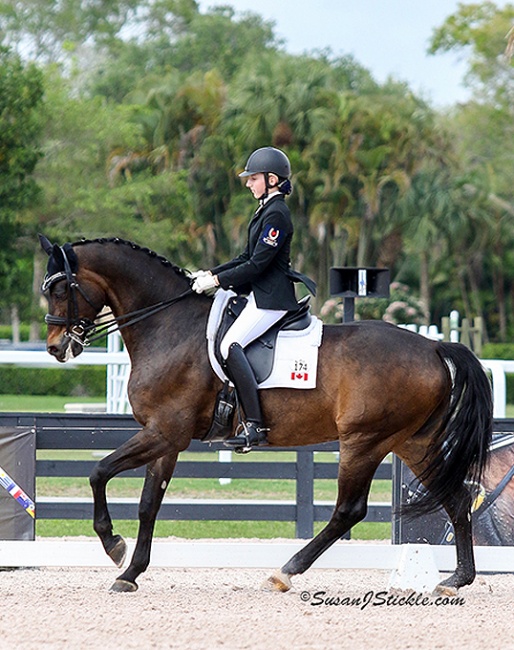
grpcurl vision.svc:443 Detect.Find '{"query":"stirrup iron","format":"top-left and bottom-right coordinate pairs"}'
top-left (224, 421), bottom-right (269, 453)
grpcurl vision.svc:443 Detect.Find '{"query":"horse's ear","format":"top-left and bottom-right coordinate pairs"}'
top-left (38, 234), bottom-right (54, 256)
top-left (62, 243), bottom-right (78, 273)
top-left (45, 244), bottom-right (65, 278)
top-left (39, 235), bottom-right (78, 275)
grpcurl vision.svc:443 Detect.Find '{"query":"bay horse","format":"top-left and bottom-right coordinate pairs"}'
top-left (39, 235), bottom-right (493, 594)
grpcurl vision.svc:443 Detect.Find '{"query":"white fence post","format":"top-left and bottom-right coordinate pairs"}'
top-left (106, 331), bottom-right (131, 414)
top-left (449, 310), bottom-right (460, 342)
top-left (218, 450), bottom-right (232, 485)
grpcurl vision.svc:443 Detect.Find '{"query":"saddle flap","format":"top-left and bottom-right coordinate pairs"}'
top-left (213, 295), bottom-right (248, 365)
top-left (207, 289), bottom-right (322, 389)
top-left (213, 295), bottom-right (312, 384)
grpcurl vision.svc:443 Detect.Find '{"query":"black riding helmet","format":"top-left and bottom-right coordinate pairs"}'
top-left (239, 147), bottom-right (291, 179)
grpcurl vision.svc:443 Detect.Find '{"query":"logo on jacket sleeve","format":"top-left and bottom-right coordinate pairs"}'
top-left (262, 225), bottom-right (280, 247)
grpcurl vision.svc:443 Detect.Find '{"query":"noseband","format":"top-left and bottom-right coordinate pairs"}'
top-left (42, 245), bottom-right (100, 347)
top-left (42, 244), bottom-right (193, 348)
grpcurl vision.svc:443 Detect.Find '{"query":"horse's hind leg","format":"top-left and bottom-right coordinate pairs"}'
top-left (266, 453), bottom-right (379, 592)
top-left (111, 453), bottom-right (178, 592)
top-left (435, 484), bottom-right (475, 596)
top-left (89, 427), bottom-right (172, 568)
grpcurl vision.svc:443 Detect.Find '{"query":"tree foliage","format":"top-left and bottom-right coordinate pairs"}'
top-left (1, 1), bottom-right (514, 341)
top-left (0, 46), bottom-right (43, 315)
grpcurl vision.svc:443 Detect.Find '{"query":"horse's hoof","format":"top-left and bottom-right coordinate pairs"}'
top-left (433, 583), bottom-right (458, 597)
top-left (110, 579), bottom-right (138, 593)
top-left (108, 536), bottom-right (127, 568)
top-left (261, 570), bottom-right (292, 592)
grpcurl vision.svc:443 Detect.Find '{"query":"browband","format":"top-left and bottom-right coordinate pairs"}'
top-left (41, 271), bottom-right (68, 293)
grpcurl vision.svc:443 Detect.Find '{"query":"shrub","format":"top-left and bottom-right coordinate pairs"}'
top-left (481, 343), bottom-right (514, 360)
top-left (0, 366), bottom-right (105, 396)
top-left (320, 282), bottom-right (427, 325)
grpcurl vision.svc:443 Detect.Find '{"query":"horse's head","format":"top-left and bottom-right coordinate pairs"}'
top-left (39, 234), bottom-right (106, 361)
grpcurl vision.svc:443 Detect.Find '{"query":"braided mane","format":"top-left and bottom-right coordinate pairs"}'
top-left (72, 237), bottom-right (189, 278)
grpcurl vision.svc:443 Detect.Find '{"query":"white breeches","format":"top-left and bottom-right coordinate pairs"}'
top-left (220, 292), bottom-right (287, 360)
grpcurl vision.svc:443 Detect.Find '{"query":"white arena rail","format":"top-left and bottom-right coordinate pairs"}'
top-left (0, 539), bottom-right (513, 572)
top-left (0, 331), bottom-right (131, 414)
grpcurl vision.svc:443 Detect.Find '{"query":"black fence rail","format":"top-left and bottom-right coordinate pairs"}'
top-left (2, 413), bottom-right (392, 539)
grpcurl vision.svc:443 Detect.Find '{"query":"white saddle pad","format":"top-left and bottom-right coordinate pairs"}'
top-left (207, 289), bottom-right (323, 390)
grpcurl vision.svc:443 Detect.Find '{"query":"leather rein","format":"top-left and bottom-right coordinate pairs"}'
top-left (42, 245), bottom-right (193, 348)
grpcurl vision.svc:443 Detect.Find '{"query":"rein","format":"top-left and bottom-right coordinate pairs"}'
top-left (43, 244), bottom-right (193, 347)
top-left (84, 289), bottom-right (194, 345)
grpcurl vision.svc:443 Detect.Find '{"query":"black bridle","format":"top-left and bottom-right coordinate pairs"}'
top-left (42, 245), bottom-right (193, 348)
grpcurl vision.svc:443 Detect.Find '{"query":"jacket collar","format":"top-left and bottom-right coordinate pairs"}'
top-left (258, 191), bottom-right (282, 208)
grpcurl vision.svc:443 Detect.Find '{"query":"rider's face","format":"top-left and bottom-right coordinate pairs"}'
top-left (245, 172), bottom-right (278, 199)
top-left (245, 173), bottom-right (266, 199)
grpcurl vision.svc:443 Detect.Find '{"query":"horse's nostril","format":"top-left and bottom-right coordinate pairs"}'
top-left (47, 345), bottom-right (59, 357)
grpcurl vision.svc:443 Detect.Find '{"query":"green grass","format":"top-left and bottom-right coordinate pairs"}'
top-left (36, 519), bottom-right (391, 539)
top-left (35, 444), bottom-right (392, 539)
top-left (0, 394), bottom-right (105, 412)
top-left (35, 474), bottom-right (390, 502)
top-left (35, 447), bottom-right (391, 536)
top-left (34, 464), bottom-right (392, 540)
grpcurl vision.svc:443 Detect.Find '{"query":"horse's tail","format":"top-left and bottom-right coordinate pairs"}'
top-left (405, 341), bottom-right (493, 517)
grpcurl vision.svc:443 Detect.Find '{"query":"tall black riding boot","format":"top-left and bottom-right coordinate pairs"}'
top-left (222, 342), bottom-right (269, 451)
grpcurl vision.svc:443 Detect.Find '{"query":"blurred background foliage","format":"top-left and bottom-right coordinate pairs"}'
top-left (1, 1), bottom-right (514, 343)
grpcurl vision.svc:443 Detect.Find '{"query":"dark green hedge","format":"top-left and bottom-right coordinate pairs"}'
top-left (0, 325), bottom-right (45, 342)
top-left (0, 337), bottom-right (513, 399)
top-left (481, 343), bottom-right (514, 360)
top-left (0, 366), bottom-right (106, 396)
top-left (0, 325), bottom-right (106, 347)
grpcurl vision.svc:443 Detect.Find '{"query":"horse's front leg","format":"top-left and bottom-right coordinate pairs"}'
top-left (89, 427), bottom-right (171, 568)
top-left (111, 453), bottom-right (179, 592)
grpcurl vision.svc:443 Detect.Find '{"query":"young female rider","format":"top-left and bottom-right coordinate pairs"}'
top-left (191, 146), bottom-right (315, 450)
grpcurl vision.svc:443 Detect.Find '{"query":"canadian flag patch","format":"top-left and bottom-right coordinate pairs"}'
top-left (291, 372), bottom-right (309, 381)
top-left (291, 359), bottom-right (309, 381)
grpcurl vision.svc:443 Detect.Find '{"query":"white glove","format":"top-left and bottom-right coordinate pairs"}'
top-left (192, 273), bottom-right (218, 293)
top-left (188, 269), bottom-right (210, 280)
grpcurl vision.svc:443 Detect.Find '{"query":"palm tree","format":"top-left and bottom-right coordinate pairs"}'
top-left (400, 166), bottom-right (455, 321)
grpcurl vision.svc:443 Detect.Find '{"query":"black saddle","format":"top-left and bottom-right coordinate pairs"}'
top-left (214, 295), bottom-right (312, 384)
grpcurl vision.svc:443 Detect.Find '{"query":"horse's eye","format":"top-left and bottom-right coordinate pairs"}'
top-left (53, 289), bottom-right (67, 301)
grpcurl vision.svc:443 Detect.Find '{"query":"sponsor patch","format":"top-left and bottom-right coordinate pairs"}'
top-left (262, 225), bottom-right (280, 247)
